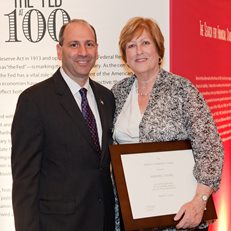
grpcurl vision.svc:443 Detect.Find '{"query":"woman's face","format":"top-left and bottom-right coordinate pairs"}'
top-left (125, 29), bottom-right (160, 77)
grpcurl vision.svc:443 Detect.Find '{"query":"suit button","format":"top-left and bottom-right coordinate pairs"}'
top-left (98, 197), bottom-right (103, 203)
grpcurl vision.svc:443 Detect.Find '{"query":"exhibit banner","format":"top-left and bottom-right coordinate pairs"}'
top-left (0, 1), bottom-right (169, 230)
top-left (170, 1), bottom-right (231, 230)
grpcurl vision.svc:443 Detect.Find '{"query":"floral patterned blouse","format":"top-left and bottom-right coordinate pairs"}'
top-left (111, 68), bottom-right (224, 231)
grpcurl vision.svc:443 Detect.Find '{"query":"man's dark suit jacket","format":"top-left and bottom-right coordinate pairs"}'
top-left (11, 69), bottom-right (115, 231)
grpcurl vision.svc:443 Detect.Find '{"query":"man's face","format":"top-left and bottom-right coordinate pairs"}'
top-left (57, 22), bottom-right (98, 85)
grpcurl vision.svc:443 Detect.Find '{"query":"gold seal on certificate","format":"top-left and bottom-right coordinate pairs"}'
top-left (110, 140), bottom-right (217, 230)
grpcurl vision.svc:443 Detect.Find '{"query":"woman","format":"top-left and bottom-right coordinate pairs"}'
top-left (112, 17), bottom-right (223, 231)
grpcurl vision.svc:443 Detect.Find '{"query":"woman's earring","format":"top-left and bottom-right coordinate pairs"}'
top-left (158, 57), bottom-right (162, 65)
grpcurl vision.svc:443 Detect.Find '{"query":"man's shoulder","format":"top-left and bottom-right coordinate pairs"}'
top-left (19, 70), bottom-right (61, 100)
top-left (90, 78), bottom-right (113, 95)
top-left (22, 76), bottom-right (53, 95)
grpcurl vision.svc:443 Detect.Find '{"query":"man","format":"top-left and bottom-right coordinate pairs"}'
top-left (11, 19), bottom-right (115, 231)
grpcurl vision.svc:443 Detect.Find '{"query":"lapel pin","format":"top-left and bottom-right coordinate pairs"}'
top-left (100, 99), bottom-right (104, 105)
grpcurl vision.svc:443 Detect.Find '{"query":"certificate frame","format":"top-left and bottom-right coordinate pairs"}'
top-left (109, 140), bottom-right (217, 231)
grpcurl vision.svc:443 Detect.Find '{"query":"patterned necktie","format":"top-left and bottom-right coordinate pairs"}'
top-left (79, 88), bottom-right (101, 153)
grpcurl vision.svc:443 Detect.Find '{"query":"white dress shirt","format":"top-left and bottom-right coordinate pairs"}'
top-left (113, 79), bottom-right (142, 144)
top-left (60, 68), bottom-right (102, 147)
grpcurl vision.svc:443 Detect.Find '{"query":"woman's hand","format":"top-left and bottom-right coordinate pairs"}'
top-left (174, 196), bottom-right (206, 229)
top-left (174, 183), bottom-right (213, 229)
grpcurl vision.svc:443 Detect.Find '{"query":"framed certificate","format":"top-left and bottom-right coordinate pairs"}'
top-left (109, 140), bottom-right (217, 230)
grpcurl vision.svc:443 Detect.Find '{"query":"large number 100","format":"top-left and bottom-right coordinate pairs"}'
top-left (5, 9), bottom-right (70, 43)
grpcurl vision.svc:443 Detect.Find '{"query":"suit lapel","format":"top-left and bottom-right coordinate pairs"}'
top-left (90, 80), bottom-right (108, 156)
top-left (53, 70), bottom-right (97, 152)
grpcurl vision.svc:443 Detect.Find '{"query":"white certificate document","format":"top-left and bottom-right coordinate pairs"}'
top-left (121, 149), bottom-right (196, 219)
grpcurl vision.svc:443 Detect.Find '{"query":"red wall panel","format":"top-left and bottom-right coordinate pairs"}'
top-left (170, 1), bottom-right (231, 230)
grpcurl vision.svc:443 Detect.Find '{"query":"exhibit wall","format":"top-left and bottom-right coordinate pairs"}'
top-left (0, 1), bottom-right (169, 230)
top-left (0, 0), bottom-right (230, 230)
top-left (170, 1), bottom-right (231, 230)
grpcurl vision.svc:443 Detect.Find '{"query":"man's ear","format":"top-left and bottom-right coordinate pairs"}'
top-left (56, 43), bottom-right (62, 61)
